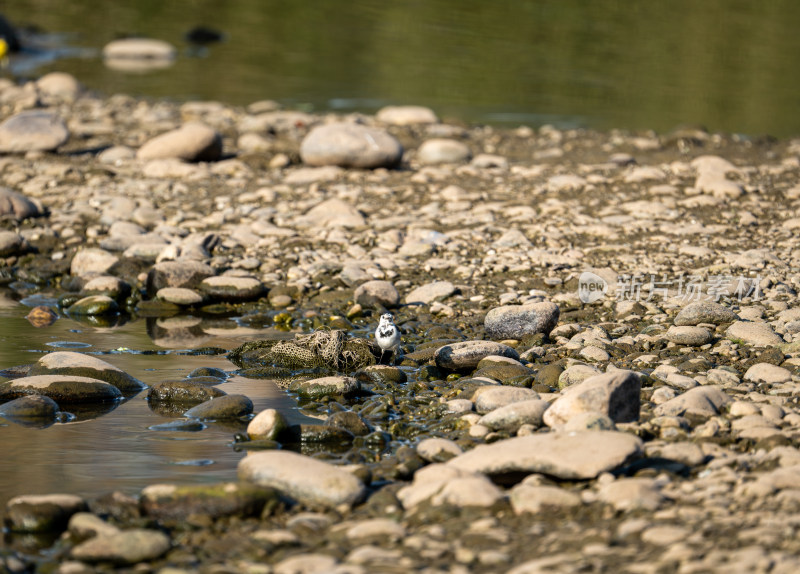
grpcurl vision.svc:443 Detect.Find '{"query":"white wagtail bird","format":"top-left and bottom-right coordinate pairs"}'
top-left (375, 312), bottom-right (401, 364)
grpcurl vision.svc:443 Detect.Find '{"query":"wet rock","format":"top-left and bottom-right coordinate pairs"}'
top-left (0, 375), bottom-right (122, 403)
top-left (416, 437), bottom-right (463, 462)
top-left (417, 138), bottom-right (471, 164)
top-left (484, 302), bottom-right (560, 339)
top-left (473, 360), bottom-right (533, 383)
top-left (239, 450), bottom-right (366, 509)
top-left (147, 380), bottom-right (225, 405)
top-left (248, 408), bottom-right (290, 440)
top-left (70, 528), bottom-right (171, 565)
top-left (376, 105), bottom-right (438, 125)
top-left (665, 325), bottom-right (712, 346)
top-left (0, 110), bottom-right (69, 152)
top-left (25, 306), bottom-right (58, 327)
top-left (29, 351), bottom-right (146, 393)
top-left (509, 481), bottom-right (582, 514)
top-left (478, 399), bottom-right (550, 431)
top-left (448, 430), bottom-right (643, 480)
top-left (70, 248), bottom-right (119, 277)
top-left (326, 410), bottom-right (370, 436)
top-left (300, 123), bottom-right (403, 169)
top-left (726, 321), bottom-right (783, 346)
top-left (156, 287), bottom-right (204, 306)
top-left (199, 276), bottom-right (265, 302)
top-left (435, 340), bottom-right (519, 370)
top-left (0, 394), bottom-right (59, 421)
top-left (67, 295), bottom-right (119, 316)
top-left (291, 376), bottom-right (360, 399)
top-left (653, 386), bottom-right (732, 418)
top-left (137, 122), bottom-right (222, 162)
top-left (354, 280), bottom-right (400, 308)
top-left (473, 386), bottom-right (540, 414)
top-left (405, 280), bottom-right (456, 304)
top-left (544, 370), bottom-right (641, 427)
top-left (674, 301), bottom-right (738, 326)
top-left (354, 365), bottom-right (407, 385)
top-left (81, 276), bottom-right (131, 301)
top-left (184, 394), bottom-right (253, 419)
top-left (0, 187), bottom-right (43, 220)
top-left (744, 363), bottom-right (791, 384)
top-left (140, 482), bottom-right (277, 521)
top-left (4, 494), bottom-right (87, 532)
top-left (397, 464), bottom-right (504, 509)
top-left (146, 260), bottom-right (215, 296)
top-left (102, 38), bottom-right (177, 60)
top-left (297, 424), bottom-right (354, 444)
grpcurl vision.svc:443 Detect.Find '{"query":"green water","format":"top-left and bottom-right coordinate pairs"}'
top-left (3, 0), bottom-right (800, 136)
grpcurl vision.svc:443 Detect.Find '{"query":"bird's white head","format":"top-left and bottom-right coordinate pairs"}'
top-left (380, 313), bottom-right (394, 325)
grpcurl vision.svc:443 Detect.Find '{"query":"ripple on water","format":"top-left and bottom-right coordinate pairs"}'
top-left (171, 459), bottom-right (216, 466)
top-left (46, 341), bottom-right (92, 349)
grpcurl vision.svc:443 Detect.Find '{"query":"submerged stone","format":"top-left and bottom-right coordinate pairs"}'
top-left (0, 375), bottom-right (122, 403)
top-left (28, 351), bottom-right (146, 393)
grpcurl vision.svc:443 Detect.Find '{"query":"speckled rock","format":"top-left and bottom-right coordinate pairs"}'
top-left (0, 375), bottom-right (122, 403)
top-left (674, 301), bottom-right (739, 326)
top-left (484, 302), bottom-right (560, 339)
top-left (137, 122), bottom-right (222, 162)
top-left (434, 340), bottom-right (520, 370)
top-left (0, 110), bottom-right (69, 152)
top-left (184, 394), bottom-right (254, 419)
top-left (239, 450), bottom-right (366, 509)
top-left (448, 431), bottom-right (643, 480)
top-left (300, 123), bottom-right (403, 169)
top-left (291, 376), bottom-right (360, 399)
top-left (28, 351), bottom-right (145, 393)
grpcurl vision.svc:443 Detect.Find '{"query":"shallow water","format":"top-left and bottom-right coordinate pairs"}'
top-left (3, 0), bottom-right (800, 136)
top-left (0, 293), bottom-right (317, 509)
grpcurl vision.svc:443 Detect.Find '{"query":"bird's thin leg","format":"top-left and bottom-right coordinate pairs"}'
top-left (379, 349), bottom-right (386, 364)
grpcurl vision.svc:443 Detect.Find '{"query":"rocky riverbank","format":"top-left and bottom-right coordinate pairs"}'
top-left (2, 73), bottom-right (800, 573)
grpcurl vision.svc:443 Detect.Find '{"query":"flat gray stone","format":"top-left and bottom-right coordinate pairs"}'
top-left (29, 351), bottom-right (146, 393)
top-left (744, 363), bottom-right (792, 384)
top-left (156, 287), bottom-right (204, 306)
top-left (726, 321), bottom-right (783, 347)
top-left (0, 110), bottom-right (69, 152)
top-left (300, 123), bottom-right (402, 169)
top-left (484, 302), bottom-right (560, 339)
top-left (473, 386), bottom-right (540, 414)
top-left (478, 399), bottom-right (550, 431)
top-left (434, 340), bottom-right (519, 370)
top-left (354, 280), bottom-right (400, 308)
top-left (665, 325), bottom-right (712, 346)
top-left (199, 276), bottom-right (265, 302)
top-left (544, 370), bottom-right (641, 427)
top-left (239, 450), bottom-right (366, 509)
top-left (71, 528), bottom-right (171, 565)
top-left (448, 431), bottom-right (643, 480)
top-left (0, 375), bottom-right (122, 403)
top-left (405, 280), bottom-right (456, 305)
top-left (674, 301), bottom-right (738, 326)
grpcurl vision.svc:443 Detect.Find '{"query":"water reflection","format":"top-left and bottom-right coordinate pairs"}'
top-left (0, 299), bottom-right (315, 508)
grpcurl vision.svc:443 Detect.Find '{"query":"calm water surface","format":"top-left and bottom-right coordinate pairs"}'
top-left (2, 0), bottom-right (800, 136)
top-left (0, 292), bottom-right (316, 509)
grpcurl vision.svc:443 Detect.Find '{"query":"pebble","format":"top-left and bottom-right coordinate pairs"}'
top-left (472, 386), bottom-right (540, 414)
top-left (36, 72), bottom-right (83, 102)
top-left (0, 394), bottom-right (59, 422)
top-left (405, 280), bottom-right (456, 304)
top-left (239, 451), bottom-right (366, 509)
top-left (102, 38), bottom-right (177, 60)
top-left (0, 110), bottom-right (69, 152)
top-left (0, 375), bottom-right (122, 403)
top-left (29, 351), bottom-right (146, 393)
top-left (416, 437), bottom-right (463, 462)
top-left (653, 386), bottom-right (732, 418)
top-left (543, 370), bottom-right (641, 427)
top-left (598, 477), bottom-right (664, 511)
top-left (417, 138), bottom-right (471, 164)
top-left (397, 464), bottom-right (504, 509)
top-left (291, 376), bottom-right (360, 399)
top-left (137, 122), bottom-right (222, 162)
top-left (743, 363), bottom-right (791, 384)
top-left (0, 187), bottom-right (43, 220)
top-left (509, 483), bottom-right (582, 514)
top-left (183, 394), bottom-right (254, 419)
top-left (434, 340), bottom-right (519, 370)
top-left (484, 302), bottom-right (560, 340)
top-left (477, 399), bottom-right (550, 432)
top-left (67, 295), bottom-right (119, 316)
top-left (199, 276), bottom-right (265, 302)
top-left (69, 248), bottom-right (119, 277)
top-left (448, 431), bottom-right (643, 480)
top-left (247, 408), bottom-right (289, 441)
top-left (726, 320), bottom-right (783, 346)
top-left (146, 260), bottom-right (215, 296)
top-left (665, 325), bottom-right (712, 346)
top-left (300, 123), bottom-right (403, 169)
top-left (298, 197), bottom-right (366, 229)
top-left (156, 287), bottom-right (204, 306)
top-left (140, 482), bottom-right (277, 521)
top-left (147, 380), bottom-right (225, 405)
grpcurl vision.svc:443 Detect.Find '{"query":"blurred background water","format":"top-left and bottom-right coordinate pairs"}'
top-left (2, 0), bottom-right (799, 136)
